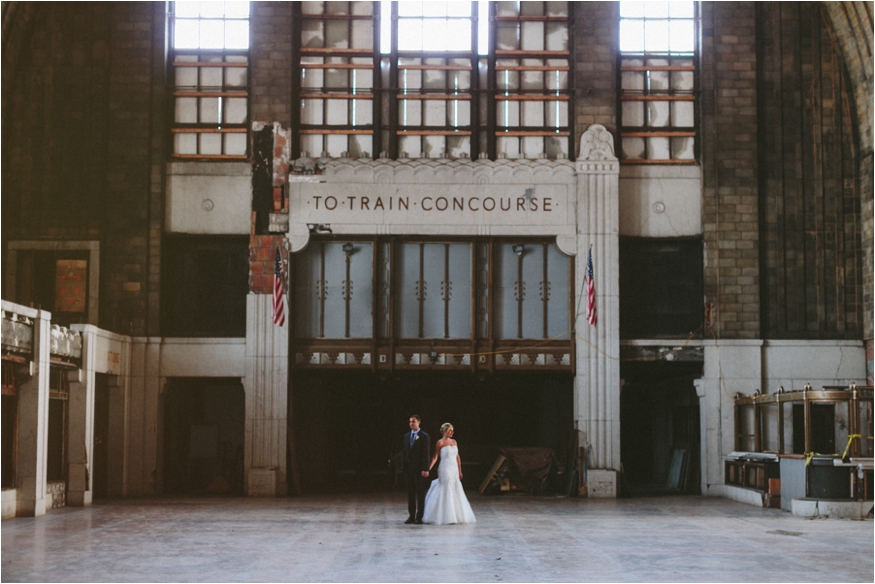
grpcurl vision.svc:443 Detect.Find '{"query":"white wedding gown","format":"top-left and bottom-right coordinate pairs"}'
top-left (422, 445), bottom-right (476, 525)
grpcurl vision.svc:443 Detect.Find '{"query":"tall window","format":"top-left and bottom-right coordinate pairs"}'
top-left (293, 1), bottom-right (572, 161)
top-left (170, 2), bottom-right (250, 159)
top-left (618, 1), bottom-right (697, 163)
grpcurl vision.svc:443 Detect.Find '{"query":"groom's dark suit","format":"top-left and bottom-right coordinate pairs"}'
top-left (402, 429), bottom-right (431, 523)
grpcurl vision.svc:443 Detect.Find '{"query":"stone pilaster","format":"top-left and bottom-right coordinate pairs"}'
top-left (244, 293), bottom-right (289, 496)
top-left (574, 125), bottom-right (621, 479)
top-left (15, 310), bottom-right (51, 516)
top-left (66, 367), bottom-right (94, 507)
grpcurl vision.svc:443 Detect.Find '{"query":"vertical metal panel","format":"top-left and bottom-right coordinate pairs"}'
top-left (546, 243), bottom-right (571, 339)
top-left (395, 243), bottom-right (421, 338)
top-left (447, 243), bottom-right (473, 338)
top-left (347, 243), bottom-right (374, 338)
top-left (494, 243), bottom-right (518, 339)
top-left (293, 243), bottom-right (322, 339)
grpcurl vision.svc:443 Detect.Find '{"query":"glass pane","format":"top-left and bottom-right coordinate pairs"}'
top-left (495, 1), bottom-right (519, 17)
top-left (398, 1), bottom-right (425, 17)
top-left (325, 99), bottom-right (350, 125)
top-left (199, 97), bottom-right (220, 124)
top-left (226, 66), bottom-right (247, 87)
top-left (326, 134), bottom-right (347, 156)
top-left (174, 19), bottom-right (201, 49)
top-left (326, 20), bottom-right (350, 49)
top-left (621, 71), bottom-right (645, 91)
top-left (399, 134), bottom-right (421, 157)
top-left (224, 98), bottom-right (247, 123)
top-left (521, 100), bottom-right (544, 127)
top-left (224, 1), bottom-right (250, 19)
top-left (644, 1), bottom-right (670, 18)
top-left (447, 244), bottom-right (472, 338)
top-left (620, 1), bottom-right (645, 18)
top-left (495, 244), bottom-right (518, 339)
top-left (643, 20), bottom-right (669, 53)
top-left (201, 132), bottom-right (222, 155)
top-left (348, 134), bottom-right (372, 157)
top-left (521, 136), bottom-right (544, 158)
top-left (301, 20), bottom-right (325, 48)
top-left (351, 1), bottom-right (373, 16)
top-left (669, 19), bottom-right (695, 54)
top-left (545, 22), bottom-right (569, 51)
top-left (174, 133), bottom-right (197, 154)
top-left (423, 134), bottom-right (444, 157)
top-left (175, 65), bottom-right (198, 88)
top-left (175, 97), bottom-right (197, 123)
top-left (199, 20), bottom-right (225, 49)
top-left (225, 19), bottom-right (249, 49)
top-left (399, 99), bottom-right (422, 126)
top-left (498, 100), bottom-right (520, 127)
top-left (398, 19), bottom-right (423, 50)
top-left (446, 2), bottom-right (471, 17)
top-left (671, 68), bottom-right (695, 91)
top-left (301, 100), bottom-right (324, 124)
top-left (446, 134), bottom-right (470, 158)
top-left (649, 69), bottom-right (670, 91)
top-left (671, 101), bottom-right (695, 127)
top-left (294, 244), bottom-right (320, 339)
top-left (521, 69), bottom-right (544, 91)
top-left (301, 134), bottom-right (324, 158)
top-left (546, 2), bottom-right (569, 17)
top-left (546, 100), bottom-right (568, 127)
top-left (445, 19), bottom-right (471, 51)
top-left (424, 99), bottom-right (447, 126)
top-left (544, 135), bottom-right (568, 159)
top-left (619, 20), bottom-right (644, 53)
top-left (423, 69), bottom-right (447, 90)
top-left (648, 136), bottom-right (670, 159)
top-left (452, 99), bottom-right (470, 126)
top-left (351, 98), bottom-right (372, 125)
top-left (225, 132), bottom-right (247, 155)
top-left (671, 136), bottom-right (695, 159)
top-left (497, 136), bottom-right (520, 158)
top-left (199, 1), bottom-right (225, 19)
top-left (321, 243), bottom-right (346, 338)
top-left (648, 101), bottom-right (670, 127)
top-left (351, 19), bottom-right (373, 49)
top-left (301, 2), bottom-right (323, 15)
top-left (520, 21), bottom-right (545, 52)
top-left (421, 244), bottom-right (445, 338)
top-left (397, 243), bottom-right (422, 338)
top-left (546, 244), bottom-right (570, 339)
top-left (622, 137), bottom-right (645, 159)
top-left (174, 2), bottom-right (201, 18)
top-left (348, 243), bottom-right (374, 338)
top-left (669, 2), bottom-right (695, 18)
top-left (200, 66), bottom-right (222, 88)
top-left (622, 101), bottom-right (645, 127)
top-left (496, 22), bottom-right (520, 51)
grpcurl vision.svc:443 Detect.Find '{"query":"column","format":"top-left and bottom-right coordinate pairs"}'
top-left (244, 293), bottom-right (289, 496)
top-left (15, 310), bottom-right (51, 516)
top-left (574, 124), bottom-right (621, 495)
top-left (66, 366), bottom-right (94, 506)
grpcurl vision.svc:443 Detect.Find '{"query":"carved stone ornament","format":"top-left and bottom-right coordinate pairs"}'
top-left (578, 124), bottom-right (617, 161)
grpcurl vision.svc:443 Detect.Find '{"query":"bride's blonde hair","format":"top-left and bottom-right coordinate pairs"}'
top-left (440, 423), bottom-right (453, 435)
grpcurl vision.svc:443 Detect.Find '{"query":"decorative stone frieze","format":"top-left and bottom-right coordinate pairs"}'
top-left (50, 325), bottom-right (82, 360)
top-left (1, 310), bottom-right (34, 355)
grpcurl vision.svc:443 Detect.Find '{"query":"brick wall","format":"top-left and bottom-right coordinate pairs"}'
top-left (700, 2), bottom-right (761, 339)
top-left (572, 2), bottom-right (618, 149)
top-left (250, 1), bottom-right (294, 127)
top-left (249, 235), bottom-right (287, 294)
top-left (757, 3), bottom-right (864, 339)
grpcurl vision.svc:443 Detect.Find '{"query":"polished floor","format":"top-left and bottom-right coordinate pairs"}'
top-left (1, 492), bottom-right (872, 583)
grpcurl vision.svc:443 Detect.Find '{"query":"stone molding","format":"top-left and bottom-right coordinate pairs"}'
top-left (320, 157), bottom-right (577, 185)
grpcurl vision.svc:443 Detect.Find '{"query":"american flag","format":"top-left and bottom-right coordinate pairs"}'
top-left (273, 247), bottom-right (286, 327)
top-left (584, 247), bottom-right (596, 326)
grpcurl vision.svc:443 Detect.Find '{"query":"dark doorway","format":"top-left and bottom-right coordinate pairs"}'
top-left (162, 378), bottom-right (245, 496)
top-left (620, 362), bottom-right (702, 496)
top-left (92, 374), bottom-right (109, 499)
top-left (291, 371), bottom-right (573, 493)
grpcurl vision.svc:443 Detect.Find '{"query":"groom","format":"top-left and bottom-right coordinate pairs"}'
top-left (402, 414), bottom-right (431, 524)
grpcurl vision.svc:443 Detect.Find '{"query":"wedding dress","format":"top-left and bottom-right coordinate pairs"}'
top-left (421, 445), bottom-right (476, 525)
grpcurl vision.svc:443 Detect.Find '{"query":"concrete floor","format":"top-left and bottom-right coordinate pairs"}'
top-left (1, 492), bottom-right (872, 583)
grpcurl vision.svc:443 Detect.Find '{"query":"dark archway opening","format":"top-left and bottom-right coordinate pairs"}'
top-left (291, 371), bottom-right (573, 493)
top-left (162, 378), bottom-right (245, 496)
top-left (620, 362), bottom-right (702, 497)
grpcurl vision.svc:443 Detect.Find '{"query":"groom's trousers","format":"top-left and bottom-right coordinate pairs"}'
top-left (405, 472), bottom-right (428, 521)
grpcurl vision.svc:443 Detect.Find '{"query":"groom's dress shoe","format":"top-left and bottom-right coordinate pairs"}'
top-left (414, 519), bottom-right (423, 524)
top-left (404, 518), bottom-right (415, 524)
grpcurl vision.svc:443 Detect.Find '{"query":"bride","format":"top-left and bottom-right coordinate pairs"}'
top-left (422, 423), bottom-right (476, 525)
